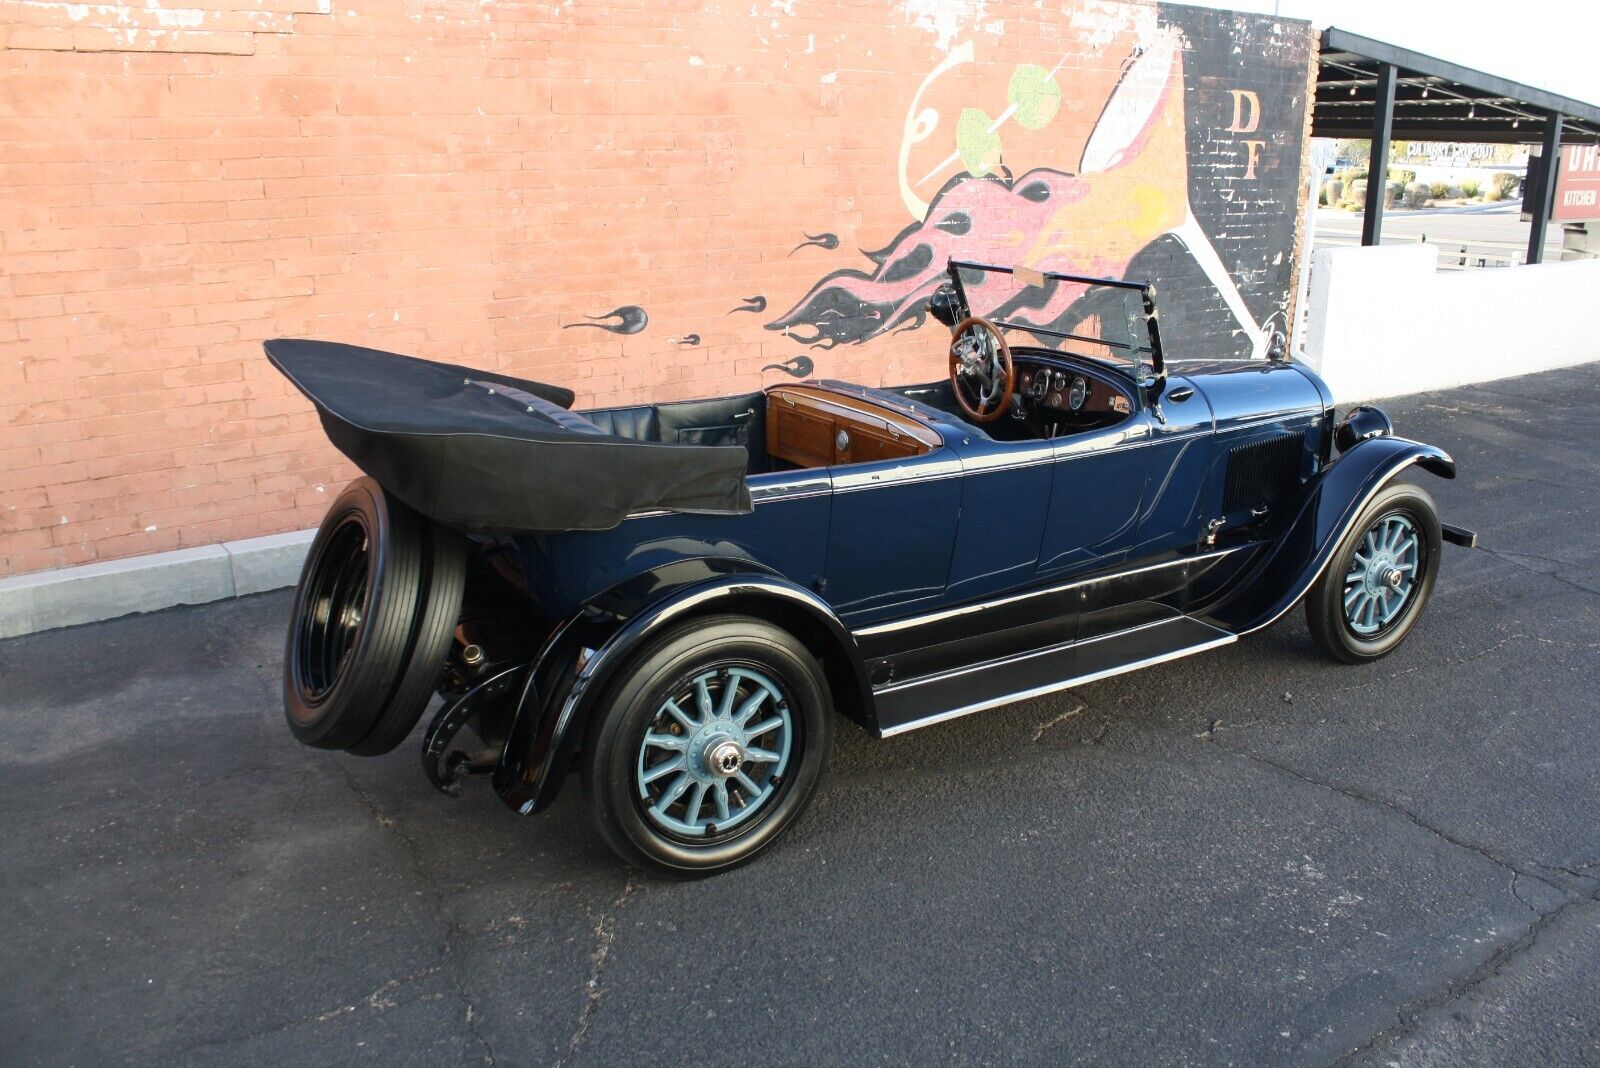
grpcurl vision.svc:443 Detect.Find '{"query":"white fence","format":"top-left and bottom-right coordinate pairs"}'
top-left (1301, 244), bottom-right (1600, 403)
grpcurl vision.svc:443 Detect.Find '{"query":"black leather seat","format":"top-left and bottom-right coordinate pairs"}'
top-left (585, 404), bottom-right (660, 441)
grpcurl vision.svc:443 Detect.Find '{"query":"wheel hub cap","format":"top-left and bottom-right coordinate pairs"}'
top-left (705, 738), bottom-right (745, 777)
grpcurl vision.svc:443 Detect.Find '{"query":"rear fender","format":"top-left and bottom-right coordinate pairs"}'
top-left (1205, 436), bottom-right (1455, 635)
top-left (492, 565), bottom-right (870, 814)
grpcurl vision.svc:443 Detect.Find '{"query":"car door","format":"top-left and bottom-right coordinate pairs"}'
top-left (1035, 411), bottom-right (1153, 580)
top-left (824, 452), bottom-right (963, 625)
top-left (944, 436), bottom-right (1055, 603)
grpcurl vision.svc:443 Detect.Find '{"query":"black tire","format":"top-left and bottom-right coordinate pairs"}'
top-left (1307, 481), bottom-right (1442, 664)
top-left (582, 615), bottom-right (833, 876)
top-left (283, 478), bottom-right (463, 752)
top-left (348, 520), bottom-right (468, 756)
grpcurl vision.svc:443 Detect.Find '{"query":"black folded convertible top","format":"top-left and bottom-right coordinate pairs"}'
top-left (267, 339), bottom-right (752, 532)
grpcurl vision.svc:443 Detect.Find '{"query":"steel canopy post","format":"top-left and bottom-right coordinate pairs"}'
top-left (1526, 112), bottom-right (1564, 265)
top-left (1361, 62), bottom-right (1397, 247)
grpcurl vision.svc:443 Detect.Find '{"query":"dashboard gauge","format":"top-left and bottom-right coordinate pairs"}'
top-left (1068, 376), bottom-right (1088, 411)
top-left (1051, 370), bottom-right (1068, 392)
top-left (1030, 371), bottom-right (1049, 399)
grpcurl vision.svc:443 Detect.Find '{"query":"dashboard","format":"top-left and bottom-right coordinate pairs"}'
top-left (1016, 359), bottom-right (1133, 429)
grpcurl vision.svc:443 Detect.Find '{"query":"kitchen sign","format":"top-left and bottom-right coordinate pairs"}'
top-left (1552, 143), bottom-right (1600, 223)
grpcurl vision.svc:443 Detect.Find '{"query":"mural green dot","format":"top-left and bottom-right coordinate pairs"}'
top-left (1008, 64), bottom-right (1061, 131)
top-left (956, 107), bottom-right (1002, 177)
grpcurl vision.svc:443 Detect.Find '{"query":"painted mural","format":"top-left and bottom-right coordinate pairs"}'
top-left (564, 2), bottom-right (1311, 385)
top-left (774, 23), bottom-right (1251, 355)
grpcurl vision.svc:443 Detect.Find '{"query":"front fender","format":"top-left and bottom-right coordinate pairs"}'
top-left (492, 568), bottom-right (869, 814)
top-left (1205, 436), bottom-right (1455, 635)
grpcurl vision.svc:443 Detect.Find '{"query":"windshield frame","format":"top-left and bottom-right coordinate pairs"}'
top-left (945, 259), bottom-right (1166, 391)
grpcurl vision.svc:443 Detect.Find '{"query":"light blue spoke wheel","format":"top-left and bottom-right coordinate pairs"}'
top-left (1341, 513), bottom-right (1421, 637)
top-left (582, 615), bottom-right (833, 876)
top-left (1306, 483), bottom-right (1441, 665)
top-left (636, 665), bottom-right (795, 840)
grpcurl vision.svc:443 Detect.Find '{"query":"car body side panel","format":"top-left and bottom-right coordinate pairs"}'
top-left (502, 468), bottom-right (832, 622)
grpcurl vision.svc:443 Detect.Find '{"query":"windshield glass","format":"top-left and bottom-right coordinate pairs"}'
top-left (948, 261), bottom-right (1160, 381)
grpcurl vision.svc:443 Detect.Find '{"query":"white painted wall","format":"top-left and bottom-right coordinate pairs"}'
top-left (1301, 244), bottom-right (1600, 403)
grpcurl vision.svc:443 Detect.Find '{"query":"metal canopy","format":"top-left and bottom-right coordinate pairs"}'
top-left (1315, 28), bottom-right (1600, 145)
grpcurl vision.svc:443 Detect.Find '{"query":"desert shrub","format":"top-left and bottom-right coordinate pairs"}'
top-left (1461, 179), bottom-right (1481, 198)
top-left (1429, 182), bottom-right (1451, 198)
top-left (1389, 168), bottom-right (1416, 185)
top-left (1404, 184), bottom-right (1430, 209)
top-left (1491, 172), bottom-right (1519, 198)
top-left (1349, 177), bottom-right (1368, 202)
top-left (1325, 178), bottom-right (1343, 203)
top-left (1386, 181), bottom-right (1405, 205)
top-left (1318, 188), bottom-right (1328, 206)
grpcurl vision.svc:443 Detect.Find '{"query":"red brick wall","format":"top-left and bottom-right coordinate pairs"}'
top-left (0, 0), bottom-right (1314, 576)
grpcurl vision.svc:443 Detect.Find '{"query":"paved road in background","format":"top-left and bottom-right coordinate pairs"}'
top-left (1313, 202), bottom-right (1566, 266)
top-left (4, 365), bottom-right (1599, 1066)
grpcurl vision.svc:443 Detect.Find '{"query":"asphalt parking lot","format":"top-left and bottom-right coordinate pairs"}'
top-left (4, 363), bottom-right (1599, 1067)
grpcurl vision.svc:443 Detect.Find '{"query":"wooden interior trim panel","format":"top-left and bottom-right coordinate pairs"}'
top-left (766, 385), bottom-right (939, 469)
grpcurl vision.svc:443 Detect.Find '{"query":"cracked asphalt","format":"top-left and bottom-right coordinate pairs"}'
top-left (4, 364), bottom-right (1599, 1066)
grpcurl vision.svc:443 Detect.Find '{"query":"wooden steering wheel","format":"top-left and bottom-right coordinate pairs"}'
top-left (948, 317), bottom-right (1015, 424)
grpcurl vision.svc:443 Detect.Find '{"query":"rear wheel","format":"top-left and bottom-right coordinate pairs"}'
top-left (284, 478), bottom-right (465, 752)
top-left (582, 616), bottom-right (833, 876)
top-left (1306, 481), bottom-right (1441, 663)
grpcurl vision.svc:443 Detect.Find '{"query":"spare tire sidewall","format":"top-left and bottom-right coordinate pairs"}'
top-left (284, 477), bottom-right (426, 750)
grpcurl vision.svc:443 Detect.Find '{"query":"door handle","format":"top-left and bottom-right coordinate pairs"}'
top-left (1167, 386), bottom-right (1194, 402)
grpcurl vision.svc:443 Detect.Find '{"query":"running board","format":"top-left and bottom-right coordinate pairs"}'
top-left (873, 615), bottom-right (1236, 737)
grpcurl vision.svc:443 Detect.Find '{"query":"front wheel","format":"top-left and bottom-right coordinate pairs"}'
top-left (582, 616), bottom-right (833, 876)
top-left (1306, 481), bottom-right (1442, 663)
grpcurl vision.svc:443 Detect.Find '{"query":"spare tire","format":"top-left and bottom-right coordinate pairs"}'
top-left (283, 477), bottom-right (465, 753)
top-left (348, 519), bottom-right (467, 756)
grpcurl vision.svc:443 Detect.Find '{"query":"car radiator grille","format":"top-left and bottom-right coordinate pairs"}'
top-left (1223, 431), bottom-right (1304, 513)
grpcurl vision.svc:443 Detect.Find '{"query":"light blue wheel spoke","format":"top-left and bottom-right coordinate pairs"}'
top-left (663, 699), bottom-right (697, 731)
top-left (713, 781), bottom-right (731, 822)
top-left (744, 716), bottom-right (784, 737)
top-left (654, 772), bottom-right (692, 813)
top-left (716, 669), bottom-right (742, 720)
top-left (642, 755), bottom-right (685, 785)
top-left (1343, 585), bottom-right (1363, 610)
top-left (684, 782), bottom-right (708, 827)
top-left (744, 747), bottom-right (781, 763)
top-left (694, 675), bottom-right (715, 721)
top-left (644, 731), bottom-right (687, 751)
top-left (733, 689), bottom-right (770, 726)
top-left (733, 770), bottom-right (763, 798)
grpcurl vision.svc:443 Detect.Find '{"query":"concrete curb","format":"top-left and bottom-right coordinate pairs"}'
top-left (0, 528), bottom-right (315, 640)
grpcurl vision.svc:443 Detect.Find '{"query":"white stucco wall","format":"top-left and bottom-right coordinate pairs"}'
top-left (1302, 244), bottom-right (1600, 403)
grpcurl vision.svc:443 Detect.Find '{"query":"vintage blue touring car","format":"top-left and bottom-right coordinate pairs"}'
top-left (271, 260), bottom-right (1475, 875)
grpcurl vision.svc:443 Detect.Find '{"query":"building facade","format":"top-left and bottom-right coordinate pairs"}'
top-left (0, 0), bottom-right (1316, 575)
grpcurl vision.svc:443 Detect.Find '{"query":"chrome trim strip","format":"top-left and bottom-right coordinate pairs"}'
top-left (875, 614), bottom-right (1177, 694)
top-left (877, 631), bottom-right (1237, 738)
top-left (752, 488), bottom-right (831, 505)
top-left (1213, 409), bottom-right (1322, 435)
top-left (832, 468), bottom-right (965, 493)
top-left (853, 546), bottom-right (1247, 638)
